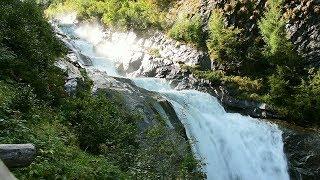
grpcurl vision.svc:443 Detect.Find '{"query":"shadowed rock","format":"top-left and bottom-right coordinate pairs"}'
top-left (0, 144), bottom-right (36, 168)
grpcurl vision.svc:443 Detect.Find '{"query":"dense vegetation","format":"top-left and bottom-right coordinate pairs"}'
top-left (168, 14), bottom-right (204, 48)
top-left (41, 0), bottom-right (320, 127)
top-left (0, 0), bottom-right (203, 179)
top-left (200, 0), bottom-right (320, 126)
top-left (3, 0), bottom-right (319, 178)
top-left (44, 0), bottom-right (320, 126)
top-left (45, 0), bottom-right (176, 31)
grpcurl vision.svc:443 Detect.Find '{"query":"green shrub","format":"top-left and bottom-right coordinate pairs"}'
top-left (148, 0), bottom-right (175, 10)
top-left (290, 70), bottom-right (320, 124)
top-left (62, 90), bottom-right (139, 170)
top-left (148, 48), bottom-right (161, 58)
top-left (0, 0), bottom-right (67, 103)
top-left (207, 9), bottom-right (247, 72)
top-left (168, 14), bottom-right (203, 47)
top-left (46, 0), bottom-right (168, 31)
top-left (258, 0), bottom-right (299, 67)
top-left (266, 65), bottom-right (304, 118)
top-left (0, 81), bottom-right (128, 179)
top-left (134, 122), bottom-right (205, 179)
top-left (224, 76), bottom-right (262, 92)
top-left (267, 66), bottom-right (291, 106)
top-left (193, 70), bottom-right (225, 85)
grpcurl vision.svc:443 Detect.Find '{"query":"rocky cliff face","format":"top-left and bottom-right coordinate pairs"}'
top-left (280, 122), bottom-right (320, 179)
top-left (114, 0), bottom-right (320, 119)
top-left (198, 0), bottom-right (320, 67)
top-left (52, 1), bottom-right (320, 178)
top-left (109, 1), bottom-right (320, 178)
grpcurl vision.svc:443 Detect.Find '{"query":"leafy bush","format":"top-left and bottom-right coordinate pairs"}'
top-left (193, 70), bottom-right (225, 85)
top-left (62, 90), bottom-right (139, 170)
top-left (267, 66), bottom-right (292, 106)
top-left (258, 0), bottom-right (299, 67)
top-left (207, 9), bottom-right (250, 72)
top-left (224, 76), bottom-right (262, 93)
top-left (148, 48), bottom-right (161, 58)
top-left (134, 122), bottom-right (205, 179)
top-left (191, 68), bottom-right (264, 100)
top-left (0, 81), bottom-right (128, 179)
top-left (0, 0), bottom-right (67, 103)
top-left (168, 14), bottom-right (204, 47)
top-left (46, 0), bottom-right (170, 31)
top-left (289, 70), bottom-right (320, 124)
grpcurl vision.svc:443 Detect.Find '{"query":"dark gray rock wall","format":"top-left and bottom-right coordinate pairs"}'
top-left (280, 123), bottom-right (320, 180)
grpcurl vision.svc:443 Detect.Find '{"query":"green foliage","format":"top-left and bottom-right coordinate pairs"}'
top-left (193, 70), bottom-right (225, 85)
top-left (168, 14), bottom-right (204, 47)
top-left (267, 66), bottom-right (292, 106)
top-left (257, 0), bottom-right (320, 124)
top-left (224, 76), bottom-right (262, 93)
top-left (0, 82), bottom-right (128, 179)
top-left (134, 122), bottom-right (205, 179)
top-left (189, 65), bottom-right (265, 101)
top-left (46, 0), bottom-right (172, 31)
top-left (62, 90), bottom-right (139, 170)
top-left (148, 48), bottom-right (161, 58)
top-left (149, 0), bottom-right (174, 10)
top-left (265, 65), bottom-right (320, 125)
top-left (0, 0), bottom-right (67, 103)
top-left (207, 9), bottom-right (260, 73)
top-left (288, 70), bottom-right (320, 124)
top-left (258, 0), bottom-right (299, 66)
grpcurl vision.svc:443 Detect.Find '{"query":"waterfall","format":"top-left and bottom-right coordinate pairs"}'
top-left (55, 17), bottom-right (290, 180)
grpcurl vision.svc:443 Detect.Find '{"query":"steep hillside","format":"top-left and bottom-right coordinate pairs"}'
top-left (45, 0), bottom-right (320, 126)
top-left (0, 1), bottom-right (203, 179)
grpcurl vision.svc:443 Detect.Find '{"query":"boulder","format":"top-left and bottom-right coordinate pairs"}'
top-left (122, 52), bottom-right (144, 73)
top-left (86, 68), bottom-right (188, 136)
top-left (55, 58), bottom-right (84, 94)
top-left (279, 123), bottom-right (320, 179)
top-left (0, 144), bottom-right (36, 168)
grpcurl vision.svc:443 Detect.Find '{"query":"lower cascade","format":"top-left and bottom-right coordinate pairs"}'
top-left (55, 17), bottom-right (290, 180)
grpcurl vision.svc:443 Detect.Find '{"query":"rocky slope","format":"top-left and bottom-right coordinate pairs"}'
top-left (52, 0), bottom-right (320, 178)
top-left (107, 1), bottom-right (320, 178)
top-left (198, 0), bottom-right (320, 67)
top-left (55, 31), bottom-right (200, 176)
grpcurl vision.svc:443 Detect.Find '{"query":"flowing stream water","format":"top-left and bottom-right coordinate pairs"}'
top-left (55, 16), bottom-right (290, 180)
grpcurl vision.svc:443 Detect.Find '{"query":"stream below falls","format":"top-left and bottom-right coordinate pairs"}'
top-left (54, 16), bottom-right (290, 180)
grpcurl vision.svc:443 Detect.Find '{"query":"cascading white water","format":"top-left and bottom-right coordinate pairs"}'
top-left (55, 15), bottom-right (290, 180)
top-left (134, 79), bottom-right (289, 180)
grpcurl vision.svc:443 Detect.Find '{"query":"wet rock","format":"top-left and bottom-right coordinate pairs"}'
top-left (55, 58), bottom-right (83, 94)
top-left (122, 52), bottom-right (144, 73)
top-left (279, 123), bottom-right (320, 180)
top-left (116, 31), bottom-right (211, 77)
top-left (0, 144), bottom-right (36, 168)
top-left (86, 68), bottom-right (188, 141)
